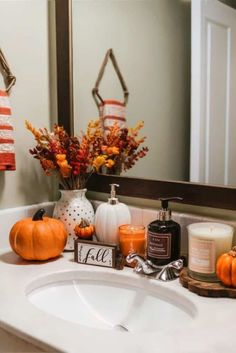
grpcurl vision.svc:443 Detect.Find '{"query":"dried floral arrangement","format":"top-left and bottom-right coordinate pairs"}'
top-left (26, 119), bottom-right (148, 190)
top-left (95, 120), bottom-right (148, 175)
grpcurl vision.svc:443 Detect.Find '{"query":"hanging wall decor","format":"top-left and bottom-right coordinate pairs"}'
top-left (91, 49), bottom-right (148, 176)
top-left (0, 48), bottom-right (16, 171)
top-left (92, 48), bottom-right (129, 132)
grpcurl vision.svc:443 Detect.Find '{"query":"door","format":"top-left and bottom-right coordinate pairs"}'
top-left (190, 0), bottom-right (236, 186)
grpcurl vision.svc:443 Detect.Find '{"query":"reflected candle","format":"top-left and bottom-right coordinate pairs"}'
top-left (188, 222), bottom-right (234, 282)
top-left (119, 224), bottom-right (146, 265)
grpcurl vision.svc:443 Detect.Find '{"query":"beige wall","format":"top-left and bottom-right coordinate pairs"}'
top-left (0, 0), bottom-right (57, 209)
top-left (72, 0), bottom-right (191, 182)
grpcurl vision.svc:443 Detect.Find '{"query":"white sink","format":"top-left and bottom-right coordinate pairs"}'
top-left (26, 270), bottom-right (197, 333)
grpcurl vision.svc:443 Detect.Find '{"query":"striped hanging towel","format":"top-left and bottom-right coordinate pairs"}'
top-left (0, 90), bottom-right (15, 170)
top-left (99, 99), bottom-right (126, 132)
top-left (93, 49), bottom-right (129, 134)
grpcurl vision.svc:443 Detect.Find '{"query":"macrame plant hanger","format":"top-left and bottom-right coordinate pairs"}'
top-left (0, 48), bottom-right (16, 94)
top-left (92, 48), bottom-right (129, 131)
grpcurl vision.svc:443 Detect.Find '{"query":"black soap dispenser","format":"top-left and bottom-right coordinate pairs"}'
top-left (147, 197), bottom-right (183, 266)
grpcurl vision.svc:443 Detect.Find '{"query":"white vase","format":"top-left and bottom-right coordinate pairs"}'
top-left (53, 189), bottom-right (94, 250)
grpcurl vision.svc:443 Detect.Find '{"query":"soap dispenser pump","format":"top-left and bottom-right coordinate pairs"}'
top-left (147, 197), bottom-right (183, 266)
top-left (95, 184), bottom-right (131, 245)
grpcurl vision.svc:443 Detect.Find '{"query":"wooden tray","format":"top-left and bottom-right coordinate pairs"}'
top-left (179, 268), bottom-right (236, 298)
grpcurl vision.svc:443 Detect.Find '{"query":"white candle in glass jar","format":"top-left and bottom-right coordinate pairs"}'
top-left (188, 222), bottom-right (234, 281)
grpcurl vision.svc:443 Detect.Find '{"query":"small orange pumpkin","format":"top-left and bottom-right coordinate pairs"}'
top-left (74, 218), bottom-right (94, 239)
top-left (216, 246), bottom-right (236, 287)
top-left (9, 209), bottom-right (68, 261)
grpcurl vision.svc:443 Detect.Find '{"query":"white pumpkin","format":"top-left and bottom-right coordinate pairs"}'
top-left (95, 184), bottom-right (131, 244)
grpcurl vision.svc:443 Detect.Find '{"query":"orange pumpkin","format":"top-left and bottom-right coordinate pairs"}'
top-left (74, 218), bottom-right (94, 239)
top-left (216, 246), bottom-right (236, 287)
top-left (9, 209), bottom-right (68, 261)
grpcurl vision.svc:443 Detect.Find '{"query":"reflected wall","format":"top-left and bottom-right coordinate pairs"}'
top-left (72, 0), bottom-right (191, 181)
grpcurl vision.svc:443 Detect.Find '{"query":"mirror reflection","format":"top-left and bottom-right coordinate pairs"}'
top-left (72, 0), bottom-right (236, 186)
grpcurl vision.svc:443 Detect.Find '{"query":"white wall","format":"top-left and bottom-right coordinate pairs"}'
top-left (72, 0), bottom-right (191, 181)
top-left (0, 0), bottom-right (56, 209)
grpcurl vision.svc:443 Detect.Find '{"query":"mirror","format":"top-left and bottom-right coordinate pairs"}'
top-left (55, 0), bottom-right (236, 210)
top-left (72, 0), bottom-right (191, 183)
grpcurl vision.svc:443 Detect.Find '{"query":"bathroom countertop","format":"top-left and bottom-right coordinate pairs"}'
top-left (0, 247), bottom-right (236, 353)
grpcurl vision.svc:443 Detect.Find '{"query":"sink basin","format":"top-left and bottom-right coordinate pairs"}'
top-left (26, 270), bottom-right (197, 333)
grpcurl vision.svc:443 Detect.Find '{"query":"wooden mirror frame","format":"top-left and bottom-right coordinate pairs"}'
top-left (55, 0), bottom-right (236, 210)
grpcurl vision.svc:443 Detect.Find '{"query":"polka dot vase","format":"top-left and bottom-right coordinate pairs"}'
top-left (53, 189), bottom-right (95, 250)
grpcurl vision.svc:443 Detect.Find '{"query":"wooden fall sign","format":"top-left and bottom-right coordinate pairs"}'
top-left (74, 239), bottom-right (117, 268)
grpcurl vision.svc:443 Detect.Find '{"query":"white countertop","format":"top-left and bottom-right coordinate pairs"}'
top-left (0, 247), bottom-right (236, 353)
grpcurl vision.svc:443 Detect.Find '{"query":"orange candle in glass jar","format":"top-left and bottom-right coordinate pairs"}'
top-left (119, 224), bottom-right (146, 259)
